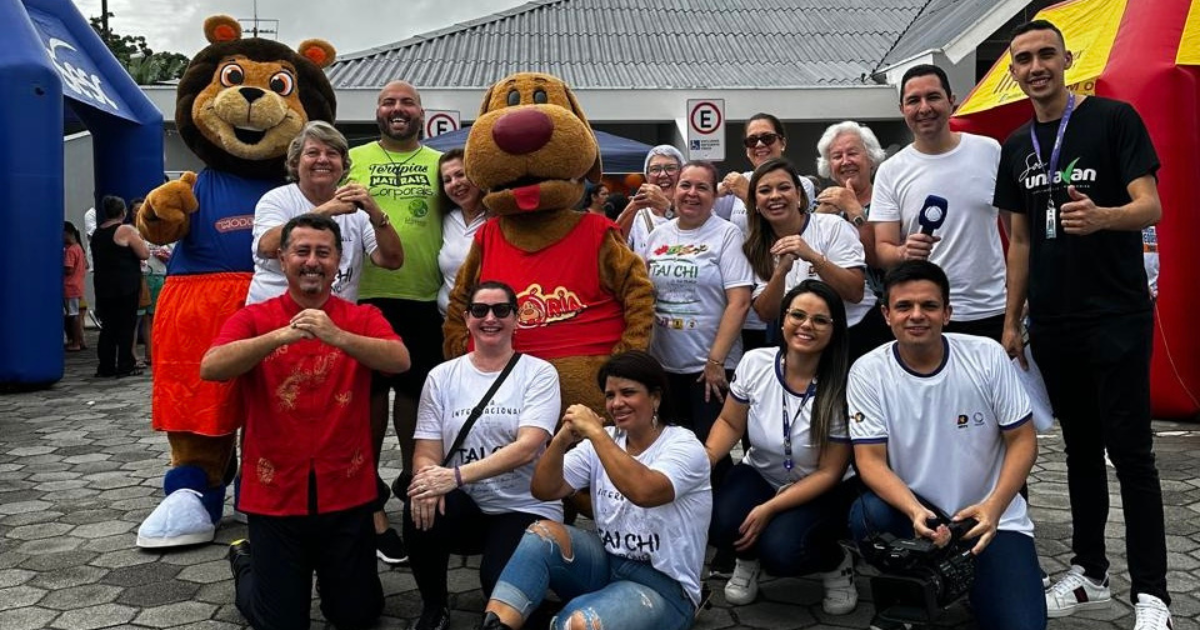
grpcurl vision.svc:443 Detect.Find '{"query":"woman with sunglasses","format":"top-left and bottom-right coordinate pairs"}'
top-left (618, 144), bottom-right (686, 258)
top-left (481, 351), bottom-right (711, 630)
top-left (744, 158), bottom-right (873, 362)
top-left (644, 161), bottom-right (752, 484)
top-left (405, 281), bottom-right (563, 630)
top-left (705, 281), bottom-right (857, 612)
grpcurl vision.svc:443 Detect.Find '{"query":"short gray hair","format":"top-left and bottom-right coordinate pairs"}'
top-left (643, 144), bottom-right (685, 176)
top-left (815, 121), bottom-right (886, 179)
top-left (286, 121), bottom-right (351, 182)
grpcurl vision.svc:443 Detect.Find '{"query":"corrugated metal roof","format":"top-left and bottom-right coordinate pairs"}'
top-left (327, 0), bottom-right (1003, 89)
top-left (876, 0), bottom-right (1022, 71)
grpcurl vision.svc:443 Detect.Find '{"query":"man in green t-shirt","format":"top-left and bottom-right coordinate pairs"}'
top-left (348, 81), bottom-right (444, 566)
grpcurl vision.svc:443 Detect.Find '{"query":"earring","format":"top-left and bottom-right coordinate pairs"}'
top-left (652, 407), bottom-right (660, 429)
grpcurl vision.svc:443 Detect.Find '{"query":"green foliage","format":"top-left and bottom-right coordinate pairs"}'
top-left (89, 12), bottom-right (189, 84)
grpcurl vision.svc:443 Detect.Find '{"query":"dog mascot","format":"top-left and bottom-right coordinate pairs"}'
top-left (134, 16), bottom-right (336, 548)
top-left (444, 72), bottom-right (654, 415)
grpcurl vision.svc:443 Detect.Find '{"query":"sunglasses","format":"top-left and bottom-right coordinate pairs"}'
top-left (467, 302), bottom-right (516, 318)
top-left (743, 133), bottom-right (782, 149)
top-left (786, 310), bottom-right (834, 329)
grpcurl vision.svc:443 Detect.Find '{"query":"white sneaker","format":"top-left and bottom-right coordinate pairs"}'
top-left (1134, 594), bottom-right (1173, 630)
top-left (723, 558), bottom-right (760, 606)
top-left (821, 549), bottom-right (858, 615)
top-left (1044, 564), bottom-right (1111, 618)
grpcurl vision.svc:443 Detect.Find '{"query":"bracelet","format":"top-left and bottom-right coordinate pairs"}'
top-left (707, 357), bottom-right (723, 367)
top-left (454, 465), bottom-right (463, 487)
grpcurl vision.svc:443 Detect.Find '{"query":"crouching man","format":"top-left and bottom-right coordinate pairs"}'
top-left (201, 213), bottom-right (410, 630)
top-left (846, 261), bottom-right (1044, 630)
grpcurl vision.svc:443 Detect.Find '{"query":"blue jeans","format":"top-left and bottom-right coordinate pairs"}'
top-left (709, 463), bottom-right (849, 575)
top-left (491, 522), bottom-right (695, 630)
top-left (848, 491), bottom-right (1046, 630)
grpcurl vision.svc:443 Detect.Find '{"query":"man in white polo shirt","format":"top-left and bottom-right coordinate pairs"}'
top-left (871, 64), bottom-right (1008, 342)
top-left (847, 261), bottom-right (1044, 630)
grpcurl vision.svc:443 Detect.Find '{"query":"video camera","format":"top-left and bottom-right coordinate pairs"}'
top-left (861, 517), bottom-right (979, 625)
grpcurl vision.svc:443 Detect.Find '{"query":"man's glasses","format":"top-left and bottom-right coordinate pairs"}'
top-left (743, 133), bottom-right (782, 148)
top-left (467, 302), bottom-right (516, 318)
top-left (647, 164), bottom-right (680, 175)
top-left (786, 310), bottom-right (833, 329)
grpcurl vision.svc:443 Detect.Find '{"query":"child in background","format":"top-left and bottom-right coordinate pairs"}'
top-left (63, 221), bottom-right (86, 351)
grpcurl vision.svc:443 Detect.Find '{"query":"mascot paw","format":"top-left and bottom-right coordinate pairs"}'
top-left (135, 488), bottom-right (216, 549)
top-left (138, 173), bottom-right (198, 244)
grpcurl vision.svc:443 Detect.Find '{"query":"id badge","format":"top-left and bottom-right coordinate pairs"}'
top-left (1045, 201), bottom-right (1058, 240)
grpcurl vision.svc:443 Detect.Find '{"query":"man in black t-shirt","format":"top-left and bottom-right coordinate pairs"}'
top-left (994, 20), bottom-right (1172, 630)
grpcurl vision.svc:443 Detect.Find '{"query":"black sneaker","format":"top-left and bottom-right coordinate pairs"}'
top-left (227, 539), bottom-right (251, 580)
top-left (707, 546), bottom-right (736, 579)
top-left (413, 605), bottom-right (449, 630)
top-left (376, 527), bottom-right (409, 565)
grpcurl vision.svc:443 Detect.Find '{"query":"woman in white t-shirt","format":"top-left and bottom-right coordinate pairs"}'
top-left (744, 158), bottom-right (873, 359)
top-left (404, 281), bottom-right (563, 630)
top-left (616, 145), bottom-right (684, 258)
top-left (705, 280), bottom-right (858, 612)
top-left (482, 351), bottom-right (712, 630)
top-left (246, 121), bottom-right (404, 305)
top-left (644, 162), bottom-right (753, 482)
top-left (436, 148), bottom-right (490, 315)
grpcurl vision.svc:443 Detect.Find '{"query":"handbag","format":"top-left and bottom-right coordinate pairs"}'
top-left (440, 352), bottom-right (523, 466)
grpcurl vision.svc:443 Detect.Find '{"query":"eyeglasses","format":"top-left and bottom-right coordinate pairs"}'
top-left (467, 302), bottom-right (516, 318)
top-left (743, 133), bottom-right (782, 149)
top-left (647, 164), bottom-right (680, 175)
top-left (786, 310), bottom-right (833, 329)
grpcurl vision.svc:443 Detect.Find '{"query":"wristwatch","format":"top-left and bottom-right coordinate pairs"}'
top-left (850, 214), bottom-right (866, 227)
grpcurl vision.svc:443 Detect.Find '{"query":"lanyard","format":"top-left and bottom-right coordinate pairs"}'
top-left (780, 377), bottom-right (816, 472)
top-left (1030, 92), bottom-right (1075, 239)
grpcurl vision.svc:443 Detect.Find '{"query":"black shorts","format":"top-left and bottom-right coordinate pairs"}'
top-left (360, 298), bottom-right (445, 399)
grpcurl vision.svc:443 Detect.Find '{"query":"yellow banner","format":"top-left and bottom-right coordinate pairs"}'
top-left (1178, 0), bottom-right (1200, 64)
top-left (956, 0), bottom-right (1127, 116)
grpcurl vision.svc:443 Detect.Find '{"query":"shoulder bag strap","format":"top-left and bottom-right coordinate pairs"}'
top-left (441, 352), bottom-right (523, 466)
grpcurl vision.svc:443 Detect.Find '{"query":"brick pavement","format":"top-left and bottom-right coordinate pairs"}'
top-left (1, 332), bottom-right (1198, 629)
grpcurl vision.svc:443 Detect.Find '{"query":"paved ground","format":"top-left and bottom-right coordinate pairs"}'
top-left (2, 331), bottom-right (1199, 629)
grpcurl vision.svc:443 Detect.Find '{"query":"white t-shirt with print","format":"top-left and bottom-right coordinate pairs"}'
top-left (246, 184), bottom-right (378, 305)
top-left (562, 425), bottom-right (712, 607)
top-left (870, 133), bottom-right (1006, 320)
top-left (415, 353), bottom-right (563, 521)
top-left (751, 213), bottom-right (870, 326)
top-left (437, 208), bottom-right (488, 315)
top-left (729, 348), bottom-right (850, 490)
top-left (847, 333), bottom-right (1034, 536)
top-left (645, 215), bottom-right (754, 373)
top-left (627, 208), bottom-right (672, 259)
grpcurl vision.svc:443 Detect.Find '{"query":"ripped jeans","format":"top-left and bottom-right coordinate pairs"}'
top-left (491, 522), bottom-right (695, 630)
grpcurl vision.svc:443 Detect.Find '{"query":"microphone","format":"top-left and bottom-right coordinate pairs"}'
top-left (918, 195), bottom-right (948, 236)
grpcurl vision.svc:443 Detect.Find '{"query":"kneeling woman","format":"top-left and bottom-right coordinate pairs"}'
top-left (405, 281), bottom-right (563, 630)
top-left (705, 280), bottom-right (858, 612)
top-left (482, 351), bottom-right (711, 630)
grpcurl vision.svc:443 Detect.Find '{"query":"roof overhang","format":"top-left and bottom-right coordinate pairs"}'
top-left (141, 84), bottom-right (901, 124)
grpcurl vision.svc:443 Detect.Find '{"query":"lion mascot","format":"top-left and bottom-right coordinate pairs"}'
top-left (134, 16), bottom-right (336, 548)
top-left (444, 72), bottom-right (654, 416)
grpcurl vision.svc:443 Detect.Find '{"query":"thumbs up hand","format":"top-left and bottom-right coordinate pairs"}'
top-left (1060, 185), bottom-right (1106, 235)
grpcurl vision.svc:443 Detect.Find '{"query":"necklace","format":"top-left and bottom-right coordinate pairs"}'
top-left (377, 142), bottom-right (425, 167)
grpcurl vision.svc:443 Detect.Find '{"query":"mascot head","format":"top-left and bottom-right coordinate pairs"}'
top-left (177, 16), bottom-right (337, 179)
top-left (464, 72), bottom-right (602, 216)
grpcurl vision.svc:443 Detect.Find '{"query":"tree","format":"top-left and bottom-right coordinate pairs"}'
top-left (89, 12), bottom-right (189, 84)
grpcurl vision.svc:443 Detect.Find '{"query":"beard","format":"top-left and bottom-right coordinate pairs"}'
top-left (376, 113), bottom-right (421, 143)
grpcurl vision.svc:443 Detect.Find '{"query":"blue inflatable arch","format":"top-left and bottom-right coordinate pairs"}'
top-left (1, 0), bottom-right (163, 384)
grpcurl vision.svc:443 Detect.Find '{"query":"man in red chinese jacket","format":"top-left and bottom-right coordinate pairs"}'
top-left (201, 213), bottom-right (410, 629)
